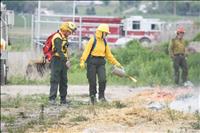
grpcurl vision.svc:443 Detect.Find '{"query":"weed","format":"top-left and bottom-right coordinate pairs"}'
top-left (13, 119), bottom-right (38, 133)
top-left (112, 101), bottom-right (127, 109)
top-left (69, 115), bottom-right (89, 122)
top-left (165, 103), bottom-right (176, 122)
top-left (96, 102), bottom-right (113, 109)
top-left (1, 115), bottom-right (16, 124)
top-left (70, 99), bottom-right (88, 109)
top-left (1, 94), bottom-right (22, 108)
top-left (23, 94), bottom-right (49, 107)
top-left (193, 32), bottom-right (200, 41)
top-left (191, 111), bottom-right (200, 129)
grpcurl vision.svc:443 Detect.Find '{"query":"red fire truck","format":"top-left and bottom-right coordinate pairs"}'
top-left (33, 14), bottom-right (165, 50)
top-left (60, 15), bottom-right (164, 47)
top-left (121, 16), bottom-right (164, 44)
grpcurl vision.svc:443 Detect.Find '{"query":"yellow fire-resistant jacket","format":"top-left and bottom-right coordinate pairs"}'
top-left (51, 31), bottom-right (69, 60)
top-left (80, 30), bottom-right (120, 65)
top-left (168, 38), bottom-right (186, 57)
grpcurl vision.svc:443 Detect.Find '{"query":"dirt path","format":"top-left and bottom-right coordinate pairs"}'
top-left (1, 85), bottom-right (150, 101)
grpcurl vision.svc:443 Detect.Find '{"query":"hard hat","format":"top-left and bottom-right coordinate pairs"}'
top-left (176, 26), bottom-right (185, 34)
top-left (97, 24), bottom-right (110, 33)
top-left (60, 21), bottom-right (77, 33)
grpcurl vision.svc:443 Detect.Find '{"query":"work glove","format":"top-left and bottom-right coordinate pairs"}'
top-left (80, 61), bottom-right (85, 70)
top-left (66, 60), bottom-right (71, 69)
top-left (115, 62), bottom-right (123, 69)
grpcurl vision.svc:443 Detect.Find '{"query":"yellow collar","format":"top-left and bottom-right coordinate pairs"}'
top-left (59, 31), bottom-right (67, 40)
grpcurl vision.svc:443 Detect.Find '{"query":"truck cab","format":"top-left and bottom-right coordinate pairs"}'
top-left (121, 16), bottom-right (164, 45)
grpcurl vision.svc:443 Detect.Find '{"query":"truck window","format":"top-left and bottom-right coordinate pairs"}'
top-left (151, 24), bottom-right (159, 30)
top-left (132, 21), bottom-right (140, 30)
top-left (120, 25), bottom-right (125, 37)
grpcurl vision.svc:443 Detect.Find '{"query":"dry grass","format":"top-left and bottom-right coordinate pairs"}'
top-left (33, 92), bottom-right (196, 133)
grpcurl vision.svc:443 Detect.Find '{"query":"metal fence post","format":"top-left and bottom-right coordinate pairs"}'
top-left (19, 14), bottom-right (27, 44)
top-left (79, 16), bottom-right (82, 50)
top-left (37, 1), bottom-right (41, 54)
top-left (31, 14), bottom-right (34, 51)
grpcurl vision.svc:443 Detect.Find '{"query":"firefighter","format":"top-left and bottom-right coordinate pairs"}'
top-left (168, 26), bottom-right (188, 85)
top-left (49, 21), bottom-right (77, 105)
top-left (80, 24), bottom-right (122, 104)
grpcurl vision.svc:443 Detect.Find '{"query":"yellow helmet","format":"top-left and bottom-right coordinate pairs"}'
top-left (60, 21), bottom-right (77, 33)
top-left (97, 24), bottom-right (110, 33)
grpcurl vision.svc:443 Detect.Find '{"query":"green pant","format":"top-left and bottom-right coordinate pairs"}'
top-left (49, 56), bottom-right (68, 102)
top-left (173, 54), bottom-right (188, 84)
top-left (87, 57), bottom-right (106, 99)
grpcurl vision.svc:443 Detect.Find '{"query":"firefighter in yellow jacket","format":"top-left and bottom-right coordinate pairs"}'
top-left (80, 24), bottom-right (122, 104)
top-left (49, 22), bottom-right (76, 105)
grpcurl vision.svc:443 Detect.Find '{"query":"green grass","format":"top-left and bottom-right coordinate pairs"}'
top-left (8, 27), bottom-right (32, 52)
top-left (1, 115), bottom-right (16, 124)
top-left (7, 37), bottom-right (31, 52)
top-left (114, 40), bottom-right (200, 86)
top-left (193, 32), bottom-right (200, 41)
top-left (1, 94), bottom-right (49, 108)
top-left (8, 74), bottom-right (50, 85)
top-left (14, 14), bottom-right (32, 28)
top-left (1, 94), bottom-right (22, 108)
top-left (7, 39), bottom-right (200, 86)
top-left (188, 53), bottom-right (200, 85)
top-left (112, 101), bottom-right (127, 109)
top-left (69, 115), bottom-right (89, 122)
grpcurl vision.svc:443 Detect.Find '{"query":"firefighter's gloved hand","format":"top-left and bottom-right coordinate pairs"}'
top-left (116, 62), bottom-right (123, 68)
top-left (80, 61), bottom-right (85, 70)
top-left (66, 60), bottom-right (71, 69)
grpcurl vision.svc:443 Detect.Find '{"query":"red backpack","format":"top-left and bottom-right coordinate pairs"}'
top-left (43, 31), bottom-right (61, 61)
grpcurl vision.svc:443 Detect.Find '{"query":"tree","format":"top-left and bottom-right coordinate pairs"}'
top-left (48, 2), bottom-right (72, 14)
top-left (91, 7), bottom-right (96, 15)
top-left (117, 0), bottom-right (140, 14)
top-left (75, 6), bottom-right (78, 14)
top-left (147, 1), bottom-right (200, 16)
top-left (3, 1), bottom-right (37, 14)
top-left (86, 7), bottom-right (96, 15)
top-left (101, 0), bottom-right (110, 6)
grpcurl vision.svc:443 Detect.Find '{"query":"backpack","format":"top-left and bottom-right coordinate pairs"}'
top-left (43, 31), bottom-right (61, 61)
top-left (86, 35), bottom-right (107, 62)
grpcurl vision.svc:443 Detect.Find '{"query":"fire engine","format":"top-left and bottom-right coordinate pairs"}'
top-left (33, 14), bottom-right (165, 50)
top-left (60, 15), bottom-right (164, 48)
top-left (121, 16), bottom-right (164, 45)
